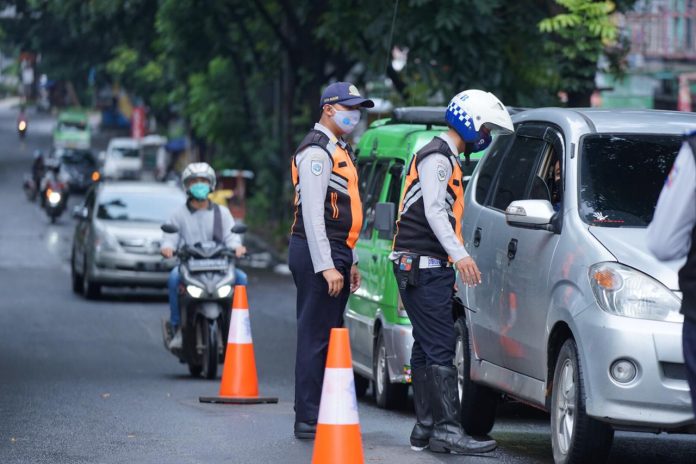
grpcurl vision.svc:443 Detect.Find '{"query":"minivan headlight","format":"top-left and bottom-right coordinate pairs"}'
top-left (94, 226), bottom-right (121, 253)
top-left (589, 262), bottom-right (682, 322)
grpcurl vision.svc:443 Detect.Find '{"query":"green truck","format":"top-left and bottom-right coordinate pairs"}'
top-left (346, 107), bottom-right (487, 409)
top-left (53, 109), bottom-right (91, 149)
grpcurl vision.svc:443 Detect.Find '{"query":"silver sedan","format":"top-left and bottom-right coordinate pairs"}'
top-left (70, 182), bottom-right (185, 298)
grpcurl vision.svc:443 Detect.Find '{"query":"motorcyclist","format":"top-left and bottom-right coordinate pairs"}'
top-left (160, 162), bottom-right (248, 350)
top-left (31, 150), bottom-right (45, 189)
top-left (39, 157), bottom-right (68, 207)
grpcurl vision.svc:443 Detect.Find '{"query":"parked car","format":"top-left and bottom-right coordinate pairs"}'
top-left (452, 108), bottom-right (696, 464)
top-left (101, 138), bottom-right (142, 180)
top-left (345, 107), bottom-right (493, 408)
top-left (53, 148), bottom-right (100, 192)
top-left (71, 182), bottom-right (185, 298)
top-left (53, 109), bottom-right (90, 149)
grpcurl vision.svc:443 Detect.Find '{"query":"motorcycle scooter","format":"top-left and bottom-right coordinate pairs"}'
top-left (160, 223), bottom-right (247, 379)
top-left (17, 118), bottom-right (27, 139)
top-left (43, 181), bottom-right (68, 223)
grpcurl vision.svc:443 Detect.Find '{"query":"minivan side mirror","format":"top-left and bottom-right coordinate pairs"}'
top-left (505, 200), bottom-right (555, 231)
top-left (374, 202), bottom-right (396, 239)
top-left (72, 205), bottom-right (89, 221)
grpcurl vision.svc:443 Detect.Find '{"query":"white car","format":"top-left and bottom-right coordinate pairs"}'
top-left (101, 138), bottom-right (142, 180)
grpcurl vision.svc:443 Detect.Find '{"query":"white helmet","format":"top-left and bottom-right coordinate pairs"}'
top-left (445, 89), bottom-right (514, 144)
top-left (182, 162), bottom-right (216, 190)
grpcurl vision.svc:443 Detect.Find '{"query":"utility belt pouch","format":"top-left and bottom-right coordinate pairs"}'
top-left (395, 253), bottom-right (419, 289)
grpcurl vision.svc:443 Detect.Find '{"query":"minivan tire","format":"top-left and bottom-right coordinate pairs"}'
top-left (373, 330), bottom-right (409, 409)
top-left (71, 249), bottom-right (84, 294)
top-left (551, 338), bottom-right (613, 464)
top-left (455, 317), bottom-right (498, 435)
top-left (82, 254), bottom-right (101, 299)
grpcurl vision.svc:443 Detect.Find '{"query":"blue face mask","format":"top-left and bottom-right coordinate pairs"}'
top-left (473, 131), bottom-right (492, 153)
top-left (189, 182), bottom-right (211, 200)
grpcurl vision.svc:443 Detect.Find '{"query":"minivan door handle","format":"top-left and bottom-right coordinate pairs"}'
top-left (507, 239), bottom-right (518, 260)
top-left (473, 228), bottom-right (482, 247)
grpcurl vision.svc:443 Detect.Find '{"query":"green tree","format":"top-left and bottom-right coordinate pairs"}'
top-left (539, 0), bottom-right (636, 106)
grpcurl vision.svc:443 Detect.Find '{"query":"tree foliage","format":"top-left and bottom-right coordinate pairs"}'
top-left (0, 0), bottom-right (636, 240)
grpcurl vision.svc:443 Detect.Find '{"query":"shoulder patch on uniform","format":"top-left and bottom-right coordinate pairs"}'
top-left (311, 159), bottom-right (324, 176)
top-left (436, 163), bottom-right (447, 182)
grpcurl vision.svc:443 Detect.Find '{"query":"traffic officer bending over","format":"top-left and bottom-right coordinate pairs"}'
top-left (647, 132), bottom-right (696, 418)
top-left (392, 90), bottom-right (513, 454)
top-left (289, 82), bottom-right (373, 439)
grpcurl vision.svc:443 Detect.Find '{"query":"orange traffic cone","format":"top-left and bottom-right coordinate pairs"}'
top-left (199, 285), bottom-right (278, 405)
top-left (311, 328), bottom-right (364, 464)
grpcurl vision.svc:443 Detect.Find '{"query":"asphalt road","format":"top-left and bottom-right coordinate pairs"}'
top-left (1, 103), bottom-right (695, 463)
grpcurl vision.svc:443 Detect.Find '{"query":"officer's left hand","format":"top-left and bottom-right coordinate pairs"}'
top-left (235, 246), bottom-right (247, 258)
top-left (350, 265), bottom-right (361, 293)
top-left (455, 257), bottom-right (482, 287)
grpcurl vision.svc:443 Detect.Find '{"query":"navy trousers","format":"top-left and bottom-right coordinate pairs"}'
top-left (683, 317), bottom-right (696, 416)
top-left (396, 266), bottom-right (457, 369)
top-left (289, 236), bottom-right (352, 423)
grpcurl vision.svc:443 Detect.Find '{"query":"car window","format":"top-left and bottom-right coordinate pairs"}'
top-left (579, 134), bottom-right (681, 227)
top-left (361, 161), bottom-right (389, 239)
top-left (475, 134), bottom-right (514, 205)
top-left (385, 161), bottom-right (405, 224)
top-left (357, 160), bottom-right (374, 200)
top-left (490, 135), bottom-right (549, 211)
top-left (112, 147), bottom-right (140, 159)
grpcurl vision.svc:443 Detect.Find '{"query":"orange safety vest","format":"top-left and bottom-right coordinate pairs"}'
top-left (393, 137), bottom-right (465, 261)
top-left (291, 129), bottom-right (363, 249)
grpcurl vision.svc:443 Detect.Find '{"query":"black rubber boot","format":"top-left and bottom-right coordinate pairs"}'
top-left (410, 367), bottom-right (433, 450)
top-left (427, 365), bottom-right (497, 455)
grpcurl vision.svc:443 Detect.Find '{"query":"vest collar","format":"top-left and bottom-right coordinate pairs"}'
top-left (314, 122), bottom-right (354, 159)
top-left (314, 123), bottom-right (340, 144)
top-left (438, 132), bottom-right (460, 157)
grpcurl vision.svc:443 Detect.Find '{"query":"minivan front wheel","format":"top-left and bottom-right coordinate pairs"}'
top-left (455, 317), bottom-right (498, 435)
top-left (551, 339), bottom-right (613, 464)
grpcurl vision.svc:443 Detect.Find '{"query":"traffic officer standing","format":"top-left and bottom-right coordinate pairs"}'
top-left (392, 90), bottom-right (513, 454)
top-left (647, 132), bottom-right (696, 418)
top-left (289, 82), bottom-right (373, 439)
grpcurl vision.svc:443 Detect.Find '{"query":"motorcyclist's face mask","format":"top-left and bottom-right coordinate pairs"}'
top-left (473, 126), bottom-right (492, 152)
top-left (188, 179), bottom-right (211, 200)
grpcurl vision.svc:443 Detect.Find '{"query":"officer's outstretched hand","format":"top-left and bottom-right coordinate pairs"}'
top-left (455, 257), bottom-right (482, 287)
top-left (350, 265), bottom-right (361, 293)
top-left (322, 268), bottom-right (344, 297)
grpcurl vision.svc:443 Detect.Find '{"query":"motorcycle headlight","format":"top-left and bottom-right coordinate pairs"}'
top-left (589, 262), bottom-right (683, 322)
top-left (216, 285), bottom-right (232, 298)
top-left (94, 227), bottom-right (120, 253)
top-left (186, 285), bottom-right (204, 298)
top-left (47, 191), bottom-right (62, 204)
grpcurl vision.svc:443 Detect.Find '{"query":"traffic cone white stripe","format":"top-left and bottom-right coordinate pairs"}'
top-left (317, 368), bottom-right (359, 425)
top-left (228, 309), bottom-right (253, 344)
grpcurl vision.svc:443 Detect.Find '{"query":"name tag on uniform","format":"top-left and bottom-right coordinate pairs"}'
top-left (427, 257), bottom-right (442, 267)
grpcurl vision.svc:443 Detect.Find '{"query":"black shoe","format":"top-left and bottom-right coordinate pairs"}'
top-left (427, 365), bottom-right (497, 455)
top-left (294, 421), bottom-right (317, 439)
top-left (410, 367), bottom-right (433, 451)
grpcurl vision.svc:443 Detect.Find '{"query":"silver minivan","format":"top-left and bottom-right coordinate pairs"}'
top-left (457, 108), bottom-right (696, 464)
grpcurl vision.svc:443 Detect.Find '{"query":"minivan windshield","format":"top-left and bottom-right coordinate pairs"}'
top-left (579, 134), bottom-right (681, 227)
top-left (96, 191), bottom-right (183, 223)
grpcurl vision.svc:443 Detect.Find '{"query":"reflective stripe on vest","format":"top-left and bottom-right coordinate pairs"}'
top-left (291, 130), bottom-right (363, 248)
top-left (393, 137), bottom-right (464, 261)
